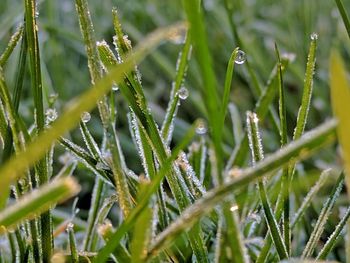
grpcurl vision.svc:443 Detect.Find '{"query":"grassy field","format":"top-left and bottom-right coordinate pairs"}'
top-left (0, 0), bottom-right (350, 262)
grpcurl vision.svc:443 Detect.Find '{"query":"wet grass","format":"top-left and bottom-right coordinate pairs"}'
top-left (0, 0), bottom-right (350, 262)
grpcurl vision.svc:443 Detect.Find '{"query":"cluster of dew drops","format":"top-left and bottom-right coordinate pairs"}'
top-left (172, 48), bottom-right (246, 136)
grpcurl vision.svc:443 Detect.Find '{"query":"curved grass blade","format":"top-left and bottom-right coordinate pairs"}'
top-left (146, 119), bottom-right (337, 259)
top-left (0, 177), bottom-right (80, 234)
top-left (0, 25), bottom-right (23, 66)
top-left (334, 0), bottom-right (350, 39)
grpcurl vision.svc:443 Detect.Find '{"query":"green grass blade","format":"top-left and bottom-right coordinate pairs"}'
top-left (219, 48), bottom-right (240, 135)
top-left (229, 103), bottom-right (243, 146)
top-left (291, 169), bottom-right (331, 228)
top-left (225, 56), bottom-right (293, 170)
top-left (334, 0), bottom-right (350, 39)
top-left (2, 27), bottom-right (28, 163)
top-left (59, 138), bottom-right (114, 185)
top-left (293, 34), bottom-right (317, 141)
top-left (0, 177), bottom-right (80, 234)
top-left (221, 203), bottom-right (249, 263)
top-left (94, 122), bottom-right (197, 262)
top-left (330, 50), bottom-right (350, 191)
top-left (247, 111), bottom-right (288, 260)
top-left (130, 183), bottom-right (153, 263)
top-left (129, 112), bottom-right (169, 228)
top-left (106, 129), bottom-right (133, 218)
top-left (275, 43), bottom-right (291, 254)
top-left (223, 1), bottom-right (280, 133)
top-left (161, 34), bottom-right (192, 144)
top-left (74, 0), bottom-right (109, 127)
top-left (317, 205), bottom-right (350, 260)
top-left (301, 173), bottom-right (344, 258)
top-left (0, 22), bottom-right (184, 206)
top-left (67, 223), bottom-right (79, 263)
top-left (79, 121), bottom-right (102, 160)
top-left (147, 119), bottom-right (337, 258)
top-left (182, 0), bottom-right (222, 178)
top-left (0, 25), bottom-right (23, 66)
top-left (83, 178), bottom-right (105, 252)
top-left (24, 0), bottom-right (52, 258)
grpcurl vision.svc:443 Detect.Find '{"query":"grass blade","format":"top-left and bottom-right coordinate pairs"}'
top-left (291, 169), bottom-right (331, 228)
top-left (74, 0), bottom-right (109, 127)
top-left (25, 0), bottom-right (52, 258)
top-left (67, 223), bottom-right (79, 263)
top-left (317, 205), bottom-right (350, 260)
top-left (130, 182), bottom-right (153, 263)
top-left (0, 25), bottom-right (23, 66)
top-left (161, 34), bottom-right (192, 144)
top-left (0, 177), bottom-right (80, 234)
top-left (147, 119), bottom-right (337, 259)
top-left (330, 50), bottom-right (350, 191)
top-left (275, 43), bottom-right (291, 254)
top-left (334, 0), bottom-right (350, 39)
top-left (182, 0), bottom-right (222, 178)
top-left (293, 34), bottom-right (317, 141)
top-left (301, 173), bottom-right (344, 258)
top-left (247, 111), bottom-right (288, 260)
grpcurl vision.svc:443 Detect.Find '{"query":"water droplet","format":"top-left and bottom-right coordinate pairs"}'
top-left (96, 162), bottom-right (109, 170)
top-left (66, 222), bottom-right (74, 232)
top-left (112, 84), bottom-right (119, 91)
top-left (81, 112), bottom-right (91, 123)
top-left (281, 52), bottom-right (296, 62)
top-left (234, 50), bottom-right (246, 65)
top-left (195, 120), bottom-right (207, 135)
top-left (45, 108), bottom-right (58, 122)
top-left (310, 32), bottom-right (318, 40)
top-left (59, 152), bottom-right (73, 164)
top-left (230, 204), bottom-right (239, 212)
top-left (178, 86), bottom-right (189, 100)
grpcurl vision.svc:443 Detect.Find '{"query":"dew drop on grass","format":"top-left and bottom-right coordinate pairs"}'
top-left (234, 50), bottom-right (246, 65)
top-left (81, 112), bottom-right (91, 123)
top-left (96, 162), bottom-right (109, 170)
top-left (66, 222), bottom-right (74, 232)
top-left (195, 120), bottom-right (207, 135)
top-left (310, 32), bottom-right (318, 40)
top-left (112, 84), bottom-right (119, 91)
top-left (45, 108), bottom-right (58, 122)
top-left (178, 86), bottom-right (189, 100)
top-left (230, 204), bottom-right (239, 212)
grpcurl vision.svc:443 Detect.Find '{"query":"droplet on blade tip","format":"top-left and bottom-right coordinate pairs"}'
top-left (234, 50), bottom-right (246, 65)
